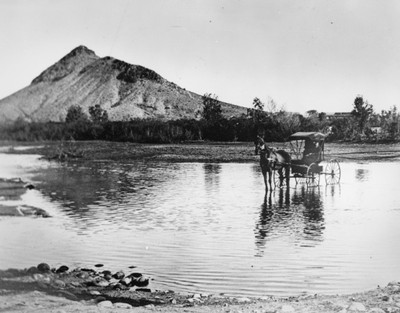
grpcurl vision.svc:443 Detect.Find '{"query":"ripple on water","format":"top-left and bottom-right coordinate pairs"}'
top-left (0, 156), bottom-right (400, 297)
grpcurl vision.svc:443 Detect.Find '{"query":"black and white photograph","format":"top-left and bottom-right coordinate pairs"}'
top-left (1, 1), bottom-right (400, 312)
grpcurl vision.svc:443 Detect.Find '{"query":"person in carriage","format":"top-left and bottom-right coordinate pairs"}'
top-left (288, 132), bottom-right (326, 179)
top-left (302, 138), bottom-right (323, 165)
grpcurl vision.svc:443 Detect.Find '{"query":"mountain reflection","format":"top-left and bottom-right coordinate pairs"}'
top-left (254, 186), bottom-right (325, 256)
top-left (32, 160), bottom-right (180, 229)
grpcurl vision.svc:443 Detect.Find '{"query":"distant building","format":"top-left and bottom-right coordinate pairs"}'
top-left (370, 126), bottom-right (382, 134)
top-left (325, 112), bottom-right (353, 120)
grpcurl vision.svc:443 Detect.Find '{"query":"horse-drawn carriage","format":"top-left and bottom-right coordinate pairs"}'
top-left (255, 132), bottom-right (341, 190)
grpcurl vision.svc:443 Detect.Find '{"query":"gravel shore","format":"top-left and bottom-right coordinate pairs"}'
top-left (1, 264), bottom-right (400, 313)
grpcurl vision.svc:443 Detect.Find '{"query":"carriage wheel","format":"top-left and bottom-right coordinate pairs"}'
top-left (325, 159), bottom-right (341, 185)
top-left (306, 163), bottom-right (320, 187)
top-left (273, 170), bottom-right (288, 188)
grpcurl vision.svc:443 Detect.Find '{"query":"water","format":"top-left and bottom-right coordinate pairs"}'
top-left (0, 151), bottom-right (400, 297)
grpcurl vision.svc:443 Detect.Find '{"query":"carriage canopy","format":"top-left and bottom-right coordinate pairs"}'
top-left (287, 132), bottom-right (326, 164)
top-left (288, 132), bottom-right (327, 142)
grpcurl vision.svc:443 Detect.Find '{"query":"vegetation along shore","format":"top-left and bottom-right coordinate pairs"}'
top-left (2, 140), bottom-right (400, 163)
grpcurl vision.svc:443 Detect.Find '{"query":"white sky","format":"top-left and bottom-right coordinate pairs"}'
top-left (1, 0), bottom-right (400, 114)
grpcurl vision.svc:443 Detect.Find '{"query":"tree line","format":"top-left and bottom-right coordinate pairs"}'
top-left (0, 95), bottom-right (398, 143)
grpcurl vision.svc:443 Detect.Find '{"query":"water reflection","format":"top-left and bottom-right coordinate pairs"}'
top-left (355, 168), bottom-right (369, 181)
top-left (3, 155), bottom-right (400, 297)
top-left (293, 187), bottom-right (325, 241)
top-left (31, 161), bottom-right (174, 230)
top-left (255, 186), bottom-right (325, 256)
top-left (203, 163), bottom-right (221, 191)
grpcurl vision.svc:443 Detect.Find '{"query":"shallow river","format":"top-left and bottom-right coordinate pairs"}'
top-left (0, 151), bottom-right (399, 297)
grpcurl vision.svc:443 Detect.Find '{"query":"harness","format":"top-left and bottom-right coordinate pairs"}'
top-left (258, 145), bottom-right (289, 168)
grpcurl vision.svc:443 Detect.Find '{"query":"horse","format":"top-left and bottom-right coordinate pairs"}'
top-left (255, 136), bottom-right (291, 192)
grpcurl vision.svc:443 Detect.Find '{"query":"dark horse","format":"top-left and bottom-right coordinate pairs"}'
top-left (255, 136), bottom-right (291, 192)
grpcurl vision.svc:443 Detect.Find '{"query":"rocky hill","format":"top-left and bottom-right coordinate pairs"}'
top-left (0, 46), bottom-right (247, 123)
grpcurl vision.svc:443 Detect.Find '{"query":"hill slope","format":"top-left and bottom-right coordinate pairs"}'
top-left (0, 46), bottom-right (247, 123)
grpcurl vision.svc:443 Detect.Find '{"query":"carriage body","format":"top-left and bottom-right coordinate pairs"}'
top-left (273, 132), bottom-right (340, 187)
top-left (289, 132), bottom-right (325, 172)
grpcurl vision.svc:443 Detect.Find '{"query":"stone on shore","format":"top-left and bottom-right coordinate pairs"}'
top-left (56, 265), bottom-right (69, 273)
top-left (37, 263), bottom-right (50, 272)
top-left (348, 302), bottom-right (367, 312)
top-left (112, 271), bottom-right (125, 280)
top-left (114, 302), bottom-right (133, 309)
top-left (97, 300), bottom-right (113, 308)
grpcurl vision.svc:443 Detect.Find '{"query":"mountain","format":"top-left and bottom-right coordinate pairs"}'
top-left (0, 46), bottom-right (247, 123)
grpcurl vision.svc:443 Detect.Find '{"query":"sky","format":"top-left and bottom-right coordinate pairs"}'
top-left (1, 0), bottom-right (400, 114)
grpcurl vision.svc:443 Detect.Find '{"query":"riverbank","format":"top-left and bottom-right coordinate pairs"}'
top-left (1, 264), bottom-right (400, 313)
top-left (1, 140), bottom-right (400, 162)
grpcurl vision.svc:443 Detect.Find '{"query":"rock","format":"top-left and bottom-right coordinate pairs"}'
top-left (56, 265), bottom-right (69, 273)
top-left (112, 271), bottom-right (125, 280)
top-left (37, 263), bottom-right (50, 272)
top-left (57, 290), bottom-right (78, 301)
top-left (348, 302), bottom-right (367, 312)
top-left (94, 296), bottom-right (107, 303)
top-left (101, 270), bottom-right (112, 280)
top-left (54, 279), bottom-right (66, 288)
top-left (27, 266), bottom-right (39, 274)
top-left (114, 302), bottom-right (133, 309)
top-left (136, 288), bottom-right (151, 292)
top-left (280, 304), bottom-right (296, 312)
top-left (19, 205), bottom-right (51, 218)
top-left (75, 271), bottom-right (89, 279)
top-left (368, 308), bottom-right (385, 313)
top-left (103, 273), bottom-right (112, 281)
top-left (113, 283), bottom-right (126, 290)
top-left (145, 304), bottom-right (155, 309)
top-left (25, 183), bottom-right (35, 189)
top-left (85, 280), bottom-right (98, 287)
top-left (97, 300), bottom-right (113, 308)
top-left (96, 280), bottom-right (109, 287)
top-left (70, 281), bottom-right (81, 287)
top-left (381, 295), bottom-right (392, 301)
top-left (171, 299), bottom-right (177, 304)
top-left (37, 281), bottom-right (49, 289)
top-left (135, 276), bottom-right (149, 287)
top-left (33, 273), bottom-right (44, 281)
top-left (120, 277), bottom-right (132, 286)
top-left (127, 272), bottom-right (143, 280)
top-left (89, 290), bottom-right (101, 296)
top-left (94, 264), bottom-right (104, 268)
top-left (236, 297), bottom-right (251, 303)
top-left (80, 268), bottom-right (96, 273)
